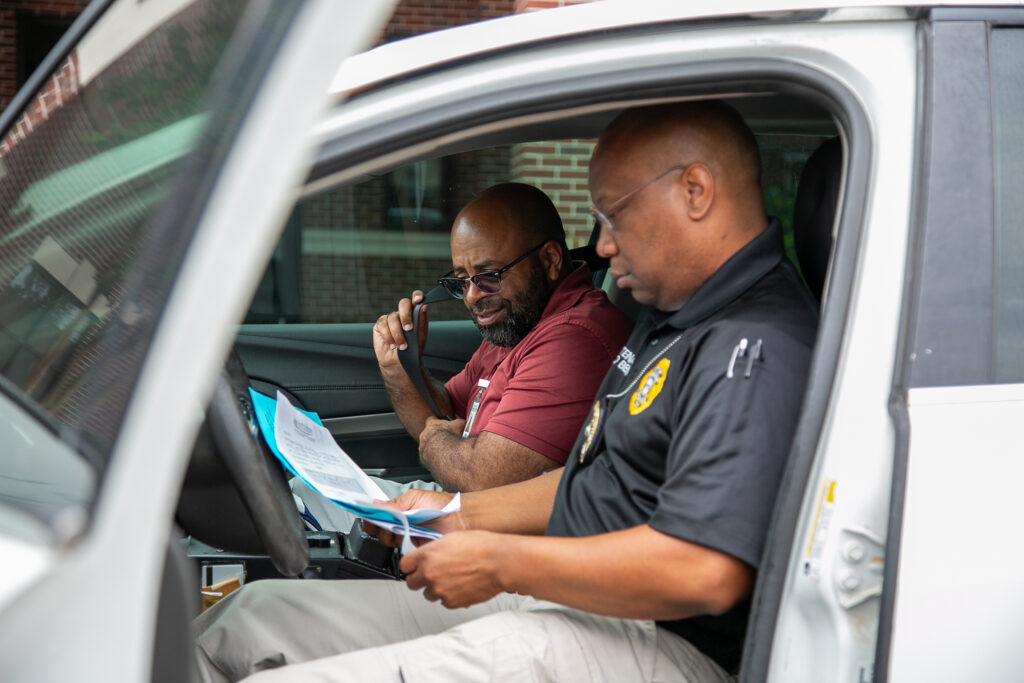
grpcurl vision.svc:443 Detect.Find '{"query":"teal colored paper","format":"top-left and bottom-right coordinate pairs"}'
top-left (248, 388), bottom-right (322, 477)
top-left (248, 389), bottom-right (443, 536)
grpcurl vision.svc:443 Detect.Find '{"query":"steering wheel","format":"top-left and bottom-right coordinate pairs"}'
top-left (176, 351), bottom-right (309, 577)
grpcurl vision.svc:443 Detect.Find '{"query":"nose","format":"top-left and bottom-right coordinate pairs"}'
top-left (594, 222), bottom-right (618, 258)
top-left (463, 279), bottom-right (488, 306)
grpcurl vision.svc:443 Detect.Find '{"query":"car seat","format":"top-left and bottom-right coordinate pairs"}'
top-left (792, 136), bottom-right (842, 303)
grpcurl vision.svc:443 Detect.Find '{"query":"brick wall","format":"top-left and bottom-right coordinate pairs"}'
top-left (512, 140), bottom-right (596, 248)
top-left (0, 51), bottom-right (77, 157)
top-left (514, 0), bottom-right (595, 12)
top-left (0, 0), bottom-right (89, 114)
top-left (2, 0), bottom-right (602, 112)
top-left (301, 254), bottom-right (457, 324)
top-left (384, 0), bottom-right (515, 41)
top-left (3, 0), bottom-right (603, 326)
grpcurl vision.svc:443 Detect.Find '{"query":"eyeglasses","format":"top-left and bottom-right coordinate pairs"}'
top-left (589, 164), bottom-right (689, 231)
top-left (438, 241), bottom-right (547, 299)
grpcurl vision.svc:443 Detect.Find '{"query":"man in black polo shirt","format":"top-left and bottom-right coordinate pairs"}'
top-left (194, 100), bottom-right (818, 683)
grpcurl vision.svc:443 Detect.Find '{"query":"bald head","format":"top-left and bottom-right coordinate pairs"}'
top-left (592, 100), bottom-right (763, 224)
top-left (588, 100), bottom-right (768, 310)
top-left (454, 182), bottom-right (567, 255)
top-left (447, 183), bottom-right (571, 345)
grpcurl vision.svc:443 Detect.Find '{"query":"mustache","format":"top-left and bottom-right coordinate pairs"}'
top-left (470, 297), bottom-right (505, 315)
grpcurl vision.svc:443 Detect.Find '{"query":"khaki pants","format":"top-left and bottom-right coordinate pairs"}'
top-left (194, 579), bottom-right (733, 683)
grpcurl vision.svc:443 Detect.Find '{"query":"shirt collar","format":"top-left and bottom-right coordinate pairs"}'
top-left (539, 261), bottom-right (594, 319)
top-left (654, 217), bottom-right (786, 331)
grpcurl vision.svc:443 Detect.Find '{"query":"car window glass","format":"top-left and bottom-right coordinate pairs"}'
top-left (0, 392), bottom-right (93, 543)
top-left (246, 132), bottom-right (830, 325)
top-left (760, 132), bottom-right (834, 271)
top-left (246, 140), bottom-right (597, 324)
top-left (0, 0), bottom-right (249, 530)
top-left (991, 28), bottom-right (1024, 382)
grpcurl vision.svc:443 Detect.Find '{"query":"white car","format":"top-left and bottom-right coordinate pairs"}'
top-left (1, 0), bottom-right (1022, 681)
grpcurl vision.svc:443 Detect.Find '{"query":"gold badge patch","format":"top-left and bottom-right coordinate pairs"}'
top-left (629, 358), bottom-right (670, 415)
top-left (579, 399), bottom-right (601, 463)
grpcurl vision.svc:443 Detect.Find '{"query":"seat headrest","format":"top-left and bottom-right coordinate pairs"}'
top-left (792, 136), bottom-right (842, 303)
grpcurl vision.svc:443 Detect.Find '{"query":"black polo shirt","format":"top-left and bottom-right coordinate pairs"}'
top-left (546, 219), bottom-right (818, 672)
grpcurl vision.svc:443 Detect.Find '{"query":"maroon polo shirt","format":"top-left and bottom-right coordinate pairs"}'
top-left (444, 263), bottom-right (632, 464)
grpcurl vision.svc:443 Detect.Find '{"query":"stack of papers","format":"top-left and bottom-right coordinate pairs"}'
top-left (248, 390), bottom-right (459, 550)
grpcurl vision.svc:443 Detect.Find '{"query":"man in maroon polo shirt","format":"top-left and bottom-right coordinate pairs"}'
top-left (294, 183), bottom-right (632, 529)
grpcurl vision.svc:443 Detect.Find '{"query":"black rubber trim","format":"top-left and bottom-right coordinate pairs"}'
top-left (399, 285), bottom-right (454, 418)
top-left (871, 19), bottom-right (989, 682)
top-left (869, 21), bottom-right (934, 683)
top-left (739, 72), bottom-right (871, 682)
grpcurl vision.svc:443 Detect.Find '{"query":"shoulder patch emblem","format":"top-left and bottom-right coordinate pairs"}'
top-left (629, 358), bottom-right (670, 415)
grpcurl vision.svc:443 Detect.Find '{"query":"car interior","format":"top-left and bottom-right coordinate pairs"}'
top-left (174, 91), bottom-right (841, 571)
top-left (163, 91), bottom-right (844, 679)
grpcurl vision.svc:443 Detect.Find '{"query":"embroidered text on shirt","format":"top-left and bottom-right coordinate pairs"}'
top-left (613, 345), bottom-right (636, 376)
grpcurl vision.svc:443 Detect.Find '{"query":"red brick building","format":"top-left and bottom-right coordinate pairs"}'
top-left (1, 0), bottom-right (595, 114)
top-left (1, 0), bottom-right (599, 324)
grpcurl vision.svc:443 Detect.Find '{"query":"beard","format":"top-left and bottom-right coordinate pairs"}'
top-left (471, 267), bottom-right (553, 347)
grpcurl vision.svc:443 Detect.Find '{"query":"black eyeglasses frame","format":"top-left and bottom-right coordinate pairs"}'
top-left (588, 164), bottom-right (690, 231)
top-left (438, 241), bottom-right (547, 299)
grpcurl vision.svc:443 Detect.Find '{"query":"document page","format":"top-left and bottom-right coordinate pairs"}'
top-left (270, 391), bottom-right (458, 541)
top-left (274, 390), bottom-right (386, 503)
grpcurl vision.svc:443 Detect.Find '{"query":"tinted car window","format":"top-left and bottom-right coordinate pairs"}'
top-left (246, 140), bottom-right (597, 324)
top-left (246, 132), bottom-right (829, 325)
top-left (0, 0), bottom-right (248, 516)
top-left (991, 28), bottom-right (1024, 382)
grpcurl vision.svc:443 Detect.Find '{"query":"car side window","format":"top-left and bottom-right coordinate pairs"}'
top-left (245, 140), bottom-right (597, 324)
top-left (991, 28), bottom-right (1024, 382)
top-left (246, 132), bottom-right (832, 326)
top-left (908, 22), bottom-right (1023, 387)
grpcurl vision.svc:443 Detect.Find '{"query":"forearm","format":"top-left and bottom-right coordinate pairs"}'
top-left (494, 526), bottom-right (753, 619)
top-left (457, 468), bottom-right (562, 534)
top-left (418, 422), bottom-right (469, 489)
top-left (381, 365), bottom-right (453, 439)
top-left (419, 420), bottom-right (556, 491)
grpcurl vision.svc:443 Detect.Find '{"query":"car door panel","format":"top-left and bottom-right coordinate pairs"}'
top-left (236, 320), bottom-right (480, 477)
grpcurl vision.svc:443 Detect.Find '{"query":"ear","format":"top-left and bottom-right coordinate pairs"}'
top-left (680, 163), bottom-right (715, 221)
top-left (538, 240), bottom-right (564, 281)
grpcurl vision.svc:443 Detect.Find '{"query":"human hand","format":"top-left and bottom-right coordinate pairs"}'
top-left (361, 488), bottom-right (465, 547)
top-left (401, 530), bottom-right (506, 608)
top-left (372, 290), bottom-right (428, 368)
top-left (420, 416), bottom-right (466, 444)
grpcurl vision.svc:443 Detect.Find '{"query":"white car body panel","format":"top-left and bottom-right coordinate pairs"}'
top-left (891, 383), bottom-right (1024, 683)
top-left (1, 0), bottom-right (1021, 680)
top-left (331, 0), bottom-right (1016, 95)
top-left (326, 17), bottom-right (918, 683)
top-left (764, 22), bottom-right (917, 683)
top-left (0, 2), bottom-right (395, 681)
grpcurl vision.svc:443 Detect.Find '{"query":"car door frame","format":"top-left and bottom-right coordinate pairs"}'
top-left (307, 17), bottom-right (908, 683)
top-left (0, 2), bottom-right (397, 681)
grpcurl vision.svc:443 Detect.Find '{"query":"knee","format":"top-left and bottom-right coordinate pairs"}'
top-left (195, 579), bottom-right (289, 636)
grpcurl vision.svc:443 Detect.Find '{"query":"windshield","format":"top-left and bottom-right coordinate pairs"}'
top-left (0, 0), bottom-right (248, 536)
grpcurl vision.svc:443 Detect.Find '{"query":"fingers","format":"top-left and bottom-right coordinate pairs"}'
top-left (361, 519), bottom-right (404, 548)
top-left (374, 291), bottom-right (427, 355)
top-left (397, 290), bottom-right (426, 334)
top-left (400, 549), bottom-right (421, 581)
top-left (395, 298), bottom-right (414, 338)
